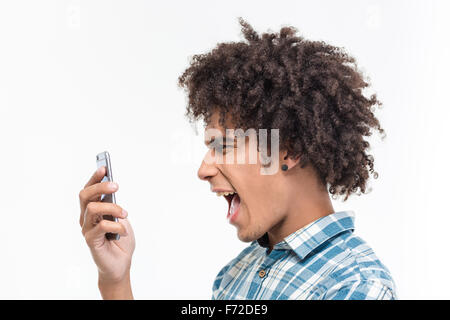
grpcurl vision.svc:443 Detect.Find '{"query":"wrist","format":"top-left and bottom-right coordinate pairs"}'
top-left (98, 272), bottom-right (133, 300)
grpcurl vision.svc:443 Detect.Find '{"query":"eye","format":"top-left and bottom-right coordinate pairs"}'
top-left (207, 144), bottom-right (225, 156)
top-left (221, 144), bottom-right (235, 153)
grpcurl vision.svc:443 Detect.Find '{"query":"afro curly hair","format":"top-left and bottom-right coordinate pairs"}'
top-left (178, 17), bottom-right (385, 201)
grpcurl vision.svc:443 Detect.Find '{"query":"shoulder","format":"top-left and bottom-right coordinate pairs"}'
top-left (313, 233), bottom-right (397, 300)
top-left (320, 278), bottom-right (396, 300)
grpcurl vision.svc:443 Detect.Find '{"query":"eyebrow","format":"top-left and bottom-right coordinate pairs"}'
top-left (204, 136), bottom-right (236, 146)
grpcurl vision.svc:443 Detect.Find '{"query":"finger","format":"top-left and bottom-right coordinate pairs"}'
top-left (84, 220), bottom-right (128, 245)
top-left (121, 218), bottom-right (133, 236)
top-left (79, 181), bottom-right (119, 207)
top-left (84, 166), bottom-right (106, 188)
top-left (82, 202), bottom-right (127, 230)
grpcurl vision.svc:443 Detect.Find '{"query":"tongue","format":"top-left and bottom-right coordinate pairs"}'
top-left (229, 193), bottom-right (241, 216)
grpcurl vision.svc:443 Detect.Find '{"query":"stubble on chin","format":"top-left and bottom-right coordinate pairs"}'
top-left (237, 222), bottom-right (266, 243)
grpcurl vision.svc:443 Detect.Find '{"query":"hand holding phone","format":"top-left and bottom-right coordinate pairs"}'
top-left (78, 152), bottom-right (136, 298)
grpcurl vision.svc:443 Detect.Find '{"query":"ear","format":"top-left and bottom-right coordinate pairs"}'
top-left (280, 151), bottom-right (300, 170)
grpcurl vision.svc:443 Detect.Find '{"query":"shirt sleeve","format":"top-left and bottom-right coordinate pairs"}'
top-left (321, 279), bottom-right (396, 300)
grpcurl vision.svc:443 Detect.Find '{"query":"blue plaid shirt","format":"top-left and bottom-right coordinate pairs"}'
top-left (212, 210), bottom-right (397, 300)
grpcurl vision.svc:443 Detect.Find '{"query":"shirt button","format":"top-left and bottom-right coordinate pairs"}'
top-left (258, 270), bottom-right (266, 278)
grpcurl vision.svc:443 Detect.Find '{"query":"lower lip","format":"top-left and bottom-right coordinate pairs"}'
top-left (227, 194), bottom-right (240, 224)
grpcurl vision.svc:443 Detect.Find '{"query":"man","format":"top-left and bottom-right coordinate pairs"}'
top-left (78, 18), bottom-right (396, 299)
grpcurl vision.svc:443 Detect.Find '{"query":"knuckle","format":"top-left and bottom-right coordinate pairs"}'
top-left (98, 219), bottom-right (109, 230)
top-left (86, 201), bottom-right (97, 213)
top-left (78, 190), bottom-right (85, 201)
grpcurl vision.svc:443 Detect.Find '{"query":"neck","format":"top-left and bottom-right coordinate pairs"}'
top-left (266, 165), bottom-right (335, 252)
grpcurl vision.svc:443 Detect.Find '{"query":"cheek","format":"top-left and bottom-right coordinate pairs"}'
top-left (226, 164), bottom-right (280, 220)
top-left (242, 193), bottom-right (275, 223)
top-left (247, 183), bottom-right (284, 219)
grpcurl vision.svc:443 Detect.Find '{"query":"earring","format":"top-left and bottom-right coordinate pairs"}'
top-left (281, 164), bottom-right (288, 171)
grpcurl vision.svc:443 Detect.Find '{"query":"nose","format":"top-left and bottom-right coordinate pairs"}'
top-left (197, 152), bottom-right (219, 181)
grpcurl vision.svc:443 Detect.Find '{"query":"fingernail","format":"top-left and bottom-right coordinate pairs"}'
top-left (122, 210), bottom-right (127, 218)
top-left (110, 182), bottom-right (118, 190)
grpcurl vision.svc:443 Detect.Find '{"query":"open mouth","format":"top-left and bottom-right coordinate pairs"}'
top-left (224, 192), bottom-right (241, 222)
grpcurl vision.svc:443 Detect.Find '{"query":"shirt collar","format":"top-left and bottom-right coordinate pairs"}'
top-left (255, 210), bottom-right (355, 260)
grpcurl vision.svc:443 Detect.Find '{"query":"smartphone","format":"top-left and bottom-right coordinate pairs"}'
top-left (96, 151), bottom-right (120, 241)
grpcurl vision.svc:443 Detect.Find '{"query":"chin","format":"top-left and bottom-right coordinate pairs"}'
top-left (236, 227), bottom-right (264, 243)
top-left (237, 233), bottom-right (254, 243)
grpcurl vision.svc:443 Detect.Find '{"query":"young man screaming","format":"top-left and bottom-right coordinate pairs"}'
top-left (79, 18), bottom-right (396, 300)
top-left (178, 18), bottom-right (396, 300)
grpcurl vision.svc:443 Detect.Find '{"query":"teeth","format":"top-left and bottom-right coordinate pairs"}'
top-left (216, 191), bottom-right (236, 197)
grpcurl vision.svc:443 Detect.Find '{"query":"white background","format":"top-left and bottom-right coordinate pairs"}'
top-left (0, 0), bottom-right (449, 299)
